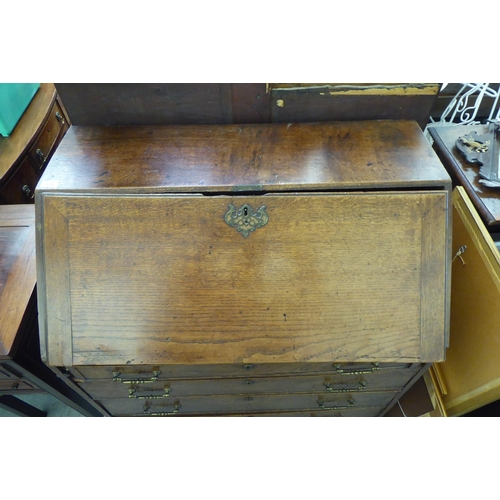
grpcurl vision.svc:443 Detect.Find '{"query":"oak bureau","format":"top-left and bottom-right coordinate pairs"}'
top-left (35, 120), bottom-right (452, 416)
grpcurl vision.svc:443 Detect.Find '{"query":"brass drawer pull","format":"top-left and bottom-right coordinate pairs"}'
top-left (22, 185), bottom-right (34, 199)
top-left (112, 370), bottom-right (161, 383)
top-left (333, 363), bottom-right (379, 375)
top-left (36, 148), bottom-right (46, 165)
top-left (55, 111), bottom-right (65, 124)
top-left (128, 387), bottom-right (170, 399)
top-left (224, 203), bottom-right (269, 237)
top-left (143, 403), bottom-right (180, 416)
top-left (324, 381), bottom-right (367, 393)
top-left (317, 398), bottom-right (354, 411)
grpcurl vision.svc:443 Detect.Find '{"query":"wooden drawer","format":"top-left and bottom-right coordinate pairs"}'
top-left (0, 365), bottom-right (18, 380)
top-left (80, 365), bottom-right (420, 400)
top-left (242, 408), bottom-right (383, 417)
top-left (28, 101), bottom-right (68, 172)
top-left (0, 157), bottom-right (39, 204)
top-left (434, 187), bottom-right (500, 416)
top-left (98, 390), bottom-right (397, 416)
top-left (75, 362), bottom-right (408, 382)
top-left (0, 379), bottom-right (38, 393)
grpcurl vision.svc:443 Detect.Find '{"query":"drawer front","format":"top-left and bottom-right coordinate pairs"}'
top-left (28, 101), bottom-right (68, 171)
top-left (40, 191), bottom-right (448, 367)
top-left (241, 408), bottom-right (383, 417)
top-left (0, 157), bottom-right (40, 204)
top-left (98, 391), bottom-right (396, 416)
top-left (0, 379), bottom-right (38, 393)
top-left (80, 365), bottom-right (419, 400)
top-left (76, 362), bottom-right (411, 381)
top-left (0, 365), bottom-right (15, 380)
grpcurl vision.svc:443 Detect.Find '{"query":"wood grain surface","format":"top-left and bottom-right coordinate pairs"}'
top-left (39, 191), bottom-right (448, 366)
top-left (0, 205), bottom-right (36, 358)
top-left (37, 120), bottom-right (450, 194)
top-left (437, 187), bottom-right (500, 415)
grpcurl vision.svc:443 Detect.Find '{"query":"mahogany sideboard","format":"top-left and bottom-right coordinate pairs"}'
top-left (35, 120), bottom-right (452, 417)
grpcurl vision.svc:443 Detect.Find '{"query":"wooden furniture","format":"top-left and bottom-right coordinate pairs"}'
top-left (36, 120), bottom-right (451, 417)
top-left (0, 83), bottom-right (70, 205)
top-left (55, 83), bottom-right (440, 130)
top-left (426, 125), bottom-right (500, 416)
top-left (0, 205), bottom-right (104, 416)
top-left (429, 123), bottom-right (500, 226)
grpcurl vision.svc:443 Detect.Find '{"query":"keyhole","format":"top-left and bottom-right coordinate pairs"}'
top-left (244, 207), bottom-right (248, 216)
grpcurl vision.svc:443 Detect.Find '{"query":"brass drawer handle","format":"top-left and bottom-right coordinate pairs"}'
top-left (22, 185), bottom-right (34, 199)
top-left (324, 381), bottom-right (367, 393)
top-left (36, 148), bottom-right (46, 167)
top-left (55, 111), bottom-right (65, 124)
top-left (112, 370), bottom-right (161, 383)
top-left (143, 403), bottom-right (180, 416)
top-left (317, 398), bottom-right (355, 411)
top-left (333, 363), bottom-right (379, 375)
top-left (128, 387), bottom-right (170, 399)
top-left (224, 203), bottom-right (269, 237)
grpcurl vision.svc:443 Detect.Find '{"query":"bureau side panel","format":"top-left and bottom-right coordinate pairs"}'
top-left (36, 194), bottom-right (73, 366)
top-left (39, 191), bottom-right (448, 366)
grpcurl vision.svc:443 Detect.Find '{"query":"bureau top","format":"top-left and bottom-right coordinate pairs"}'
top-left (37, 120), bottom-right (450, 193)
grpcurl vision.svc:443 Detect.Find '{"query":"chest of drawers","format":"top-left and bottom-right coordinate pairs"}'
top-left (0, 83), bottom-right (70, 205)
top-left (35, 120), bottom-right (452, 416)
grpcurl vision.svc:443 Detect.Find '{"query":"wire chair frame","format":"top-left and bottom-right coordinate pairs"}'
top-left (430, 83), bottom-right (500, 126)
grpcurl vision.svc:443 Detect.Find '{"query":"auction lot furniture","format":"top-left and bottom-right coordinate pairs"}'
top-left (428, 124), bottom-right (500, 416)
top-left (36, 120), bottom-right (451, 416)
top-left (0, 83), bottom-right (70, 205)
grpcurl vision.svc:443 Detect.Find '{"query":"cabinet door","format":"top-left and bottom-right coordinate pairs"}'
top-left (437, 187), bottom-right (500, 416)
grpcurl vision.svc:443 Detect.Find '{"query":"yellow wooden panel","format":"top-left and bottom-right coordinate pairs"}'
top-left (437, 187), bottom-right (500, 416)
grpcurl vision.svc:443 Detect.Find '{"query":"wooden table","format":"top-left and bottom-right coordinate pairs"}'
top-left (428, 124), bottom-right (500, 226)
top-left (0, 205), bottom-right (103, 416)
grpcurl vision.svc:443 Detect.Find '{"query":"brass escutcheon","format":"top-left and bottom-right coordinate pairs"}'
top-left (224, 203), bottom-right (269, 237)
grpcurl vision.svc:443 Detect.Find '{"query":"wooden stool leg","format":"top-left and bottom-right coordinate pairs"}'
top-left (0, 395), bottom-right (47, 417)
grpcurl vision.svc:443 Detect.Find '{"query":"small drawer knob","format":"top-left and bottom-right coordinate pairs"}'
top-left (55, 111), bottom-right (65, 124)
top-left (36, 148), bottom-right (46, 166)
top-left (22, 185), bottom-right (34, 199)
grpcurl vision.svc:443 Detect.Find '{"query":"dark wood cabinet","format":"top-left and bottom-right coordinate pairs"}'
top-left (0, 84), bottom-right (70, 205)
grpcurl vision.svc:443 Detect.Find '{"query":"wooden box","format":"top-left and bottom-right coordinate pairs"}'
top-left (35, 120), bottom-right (452, 416)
